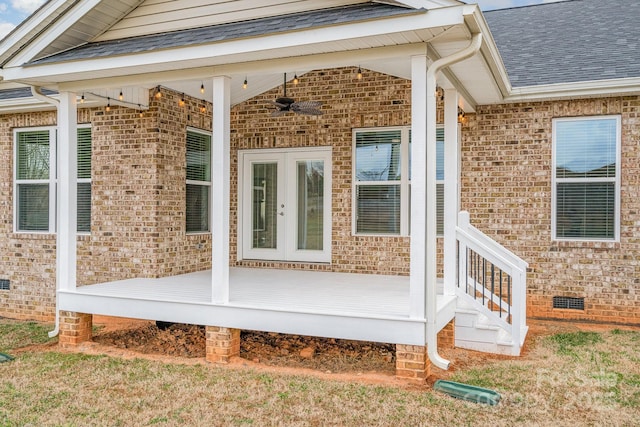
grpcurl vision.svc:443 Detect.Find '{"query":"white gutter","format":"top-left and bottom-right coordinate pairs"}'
top-left (31, 85), bottom-right (60, 107)
top-left (425, 32), bottom-right (482, 370)
top-left (30, 86), bottom-right (61, 338)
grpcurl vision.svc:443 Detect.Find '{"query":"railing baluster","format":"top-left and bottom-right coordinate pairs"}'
top-left (499, 270), bottom-right (503, 318)
top-left (507, 275), bottom-right (512, 320)
top-left (490, 264), bottom-right (495, 313)
top-left (474, 251), bottom-right (478, 301)
top-left (482, 257), bottom-right (486, 306)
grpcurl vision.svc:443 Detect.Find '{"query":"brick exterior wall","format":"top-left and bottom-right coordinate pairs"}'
top-left (1, 68), bottom-right (638, 327)
top-left (230, 67), bottom-right (417, 274)
top-left (461, 96), bottom-right (640, 325)
top-left (0, 91), bottom-right (213, 320)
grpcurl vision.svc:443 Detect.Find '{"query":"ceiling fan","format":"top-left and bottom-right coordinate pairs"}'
top-left (269, 73), bottom-right (323, 116)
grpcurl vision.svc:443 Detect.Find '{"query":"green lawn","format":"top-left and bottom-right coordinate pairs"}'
top-left (1, 319), bottom-right (639, 426)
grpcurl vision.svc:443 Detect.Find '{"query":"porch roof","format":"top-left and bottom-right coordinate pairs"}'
top-left (27, 3), bottom-right (422, 66)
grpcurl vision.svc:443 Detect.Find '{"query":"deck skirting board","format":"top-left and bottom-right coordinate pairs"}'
top-left (58, 291), bottom-right (429, 345)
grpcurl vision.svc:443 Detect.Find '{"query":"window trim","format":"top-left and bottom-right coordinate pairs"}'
top-left (186, 127), bottom-right (212, 235)
top-left (352, 125), bottom-right (444, 237)
top-left (14, 126), bottom-right (57, 234)
top-left (13, 124), bottom-right (91, 235)
top-left (551, 115), bottom-right (621, 242)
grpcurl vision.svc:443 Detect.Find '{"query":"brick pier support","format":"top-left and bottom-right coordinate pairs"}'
top-left (59, 311), bottom-right (93, 348)
top-left (396, 344), bottom-right (431, 382)
top-left (438, 319), bottom-right (456, 349)
top-left (205, 326), bottom-right (241, 364)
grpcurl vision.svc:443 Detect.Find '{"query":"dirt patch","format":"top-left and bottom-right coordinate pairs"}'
top-left (92, 316), bottom-right (396, 374)
top-left (88, 315), bottom-right (639, 385)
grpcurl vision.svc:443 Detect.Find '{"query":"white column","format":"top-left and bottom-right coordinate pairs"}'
top-left (425, 65), bottom-right (438, 331)
top-left (443, 89), bottom-right (459, 296)
top-left (212, 76), bottom-right (231, 304)
top-left (56, 91), bottom-right (78, 292)
top-left (409, 55), bottom-right (427, 320)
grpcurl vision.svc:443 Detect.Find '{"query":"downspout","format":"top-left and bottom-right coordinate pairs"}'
top-left (30, 86), bottom-right (62, 338)
top-left (425, 33), bottom-right (482, 370)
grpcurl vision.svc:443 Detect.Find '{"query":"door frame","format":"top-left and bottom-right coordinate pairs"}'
top-left (237, 146), bottom-right (332, 263)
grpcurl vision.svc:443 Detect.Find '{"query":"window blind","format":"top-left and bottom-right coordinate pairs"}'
top-left (354, 127), bottom-right (445, 236)
top-left (77, 127), bottom-right (92, 232)
top-left (186, 184), bottom-right (209, 233)
top-left (554, 117), bottom-right (618, 240)
top-left (77, 127), bottom-right (92, 180)
top-left (17, 184), bottom-right (49, 231)
top-left (17, 130), bottom-right (50, 180)
top-left (16, 130), bottom-right (51, 232)
top-left (186, 129), bottom-right (211, 233)
top-left (186, 130), bottom-right (211, 182)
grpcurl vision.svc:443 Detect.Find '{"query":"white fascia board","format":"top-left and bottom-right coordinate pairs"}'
top-left (383, 0), bottom-right (461, 8)
top-left (0, 0), bottom-right (73, 64)
top-left (505, 77), bottom-right (640, 103)
top-left (7, 0), bottom-right (103, 68)
top-left (0, 97), bottom-right (58, 113)
top-left (56, 44), bottom-right (428, 92)
top-left (4, 7), bottom-right (465, 84)
top-left (462, 6), bottom-right (511, 99)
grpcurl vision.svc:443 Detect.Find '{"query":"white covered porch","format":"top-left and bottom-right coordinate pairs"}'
top-left (0, 1), bottom-right (530, 368)
top-left (59, 268), bottom-right (456, 346)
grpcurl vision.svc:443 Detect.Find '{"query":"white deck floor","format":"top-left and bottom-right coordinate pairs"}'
top-left (59, 268), bottom-right (456, 345)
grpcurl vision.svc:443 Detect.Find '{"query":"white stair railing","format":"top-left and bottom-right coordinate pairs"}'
top-left (456, 211), bottom-right (528, 347)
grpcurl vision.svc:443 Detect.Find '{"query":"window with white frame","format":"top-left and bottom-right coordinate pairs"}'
top-left (14, 126), bottom-right (92, 233)
top-left (353, 126), bottom-right (444, 236)
top-left (553, 116), bottom-right (620, 241)
top-left (186, 128), bottom-right (212, 233)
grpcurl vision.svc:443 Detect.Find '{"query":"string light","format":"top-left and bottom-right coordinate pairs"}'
top-left (139, 105), bottom-right (143, 118)
top-left (80, 94), bottom-right (85, 104)
top-left (458, 107), bottom-right (466, 124)
top-left (357, 67), bottom-right (363, 80)
top-left (200, 104), bottom-right (206, 113)
top-left (200, 82), bottom-right (205, 94)
top-left (155, 86), bottom-right (162, 99)
top-left (293, 74), bottom-right (299, 85)
top-left (80, 91), bottom-right (148, 113)
top-left (119, 89), bottom-right (123, 101)
top-left (179, 93), bottom-right (185, 107)
top-left (243, 77), bottom-right (248, 90)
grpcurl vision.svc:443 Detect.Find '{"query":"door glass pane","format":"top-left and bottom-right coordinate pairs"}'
top-left (297, 160), bottom-right (324, 251)
top-left (252, 162), bottom-right (278, 249)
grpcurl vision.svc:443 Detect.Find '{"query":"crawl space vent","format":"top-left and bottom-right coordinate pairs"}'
top-left (553, 296), bottom-right (584, 310)
top-left (0, 279), bottom-right (9, 291)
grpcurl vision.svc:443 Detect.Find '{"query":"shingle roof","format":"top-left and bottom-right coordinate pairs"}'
top-left (485, 0), bottom-right (640, 87)
top-left (27, 3), bottom-right (420, 66)
top-left (0, 87), bottom-right (56, 100)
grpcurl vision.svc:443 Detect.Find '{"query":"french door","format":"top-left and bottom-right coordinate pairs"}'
top-left (241, 148), bottom-right (331, 263)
